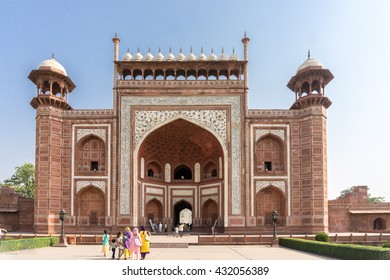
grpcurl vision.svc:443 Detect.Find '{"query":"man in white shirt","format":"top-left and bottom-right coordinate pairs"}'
top-left (178, 224), bottom-right (184, 237)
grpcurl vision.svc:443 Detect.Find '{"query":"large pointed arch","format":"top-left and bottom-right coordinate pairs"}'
top-left (120, 95), bottom-right (242, 225)
top-left (255, 185), bottom-right (286, 226)
top-left (76, 185), bottom-right (106, 226)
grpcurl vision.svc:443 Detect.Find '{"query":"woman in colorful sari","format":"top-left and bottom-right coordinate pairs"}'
top-left (139, 225), bottom-right (151, 260)
top-left (123, 227), bottom-right (132, 260)
top-left (129, 227), bottom-right (142, 260)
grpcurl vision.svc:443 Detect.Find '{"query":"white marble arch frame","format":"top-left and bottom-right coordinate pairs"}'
top-left (120, 96), bottom-right (242, 225)
top-left (133, 114), bottom-right (229, 226)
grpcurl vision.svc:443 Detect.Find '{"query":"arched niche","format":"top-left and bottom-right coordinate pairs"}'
top-left (256, 186), bottom-right (286, 226)
top-left (174, 164), bottom-right (192, 180)
top-left (203, 161), bottom-right (218, 180)
top-left (146, 160), bottom-right (163, 180)
top-left (255, 134), bottom-right (284, 175)
top-left (76, 135), bottom-right (106, 175)
top-left (146, 198), bottom-right (163, 222)
top-left (202, 199), bottom-right (218, 224)
top-left (77, 186), bottom-right (105, 226)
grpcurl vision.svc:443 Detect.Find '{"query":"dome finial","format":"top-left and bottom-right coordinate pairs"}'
top-left (114, 32), bottom-right (117, 38)
top-left (308, 49), bottom-right (311, 59)
top-left (52, 52), bottom-right (55, 59)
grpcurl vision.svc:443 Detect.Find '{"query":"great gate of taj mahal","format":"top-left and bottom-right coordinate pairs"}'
top-left (28, 34), bottom-right (334, 234)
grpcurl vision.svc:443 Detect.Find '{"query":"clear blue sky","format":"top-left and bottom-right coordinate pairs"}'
top-left (1, 0), bottom-right (389, 201)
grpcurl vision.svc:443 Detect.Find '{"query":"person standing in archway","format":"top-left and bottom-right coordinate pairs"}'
top-left (179, 223), bottom-right (184, 237)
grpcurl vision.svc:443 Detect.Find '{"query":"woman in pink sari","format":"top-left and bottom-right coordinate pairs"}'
top-left (129, 227), bottom-right (142, 260)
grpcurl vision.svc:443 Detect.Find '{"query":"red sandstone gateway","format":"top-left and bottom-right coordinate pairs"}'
top-left (20, 34), bottom-right (361, 235)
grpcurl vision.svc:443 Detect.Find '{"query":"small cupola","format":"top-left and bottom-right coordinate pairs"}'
top-left (287, 51), bottom-right (334, 109)
top-left (29, 54), bottom-right (76, 110)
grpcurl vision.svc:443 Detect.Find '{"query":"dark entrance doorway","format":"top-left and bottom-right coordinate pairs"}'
top-left (173, 200), bottom-right (192, 226)
top-left (373, 217), bottom-right (386, 230)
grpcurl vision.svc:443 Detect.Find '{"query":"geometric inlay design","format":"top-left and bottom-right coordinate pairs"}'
top-left (172, 197), bottom-right (193, 207)
top-left (134, 110), bottom-right (227, 146)
top-left (201, 187), bottom-right (219, 195)
top-left (76, 180), bottom-right (106, 193)
top-left (202, 195), bottom-right (219, 205)
top-left (172, 190), bottom-right (193, 196)
top-left (255, 129), bottom-right (285, 142)
top-left (77, 128), bottom-right (106, 143)
top-left (255, 180), bottom-right (286, 195)
top-left (145, 187), bottom-right (164, 195)
top-left (145, 195), bottom-right (164, 205)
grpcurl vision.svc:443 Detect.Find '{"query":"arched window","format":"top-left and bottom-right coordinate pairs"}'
top-left (52, 82), bottom-right (61, 96)
top-left (203, 161), bottom-right (218, 180)
top-left (174, 165), bottom-right (192, 180)
top-left (77, 136), bottom-right (106, 174)
top-left (373, 217), bottom-right (386, 230)
top-left (255, 135), bottom-right (284, 174)
top-left (145, 161), bottom-right (162, 180)
top-left (301, 82), bottom-right (310, 96)
top-left (311, 80), bottom-right (321, 94)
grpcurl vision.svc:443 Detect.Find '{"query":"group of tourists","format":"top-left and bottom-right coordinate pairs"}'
top-left (151, 221), bottom-right (168, 233)
top-left (101, 226), bottom-right (151, 260)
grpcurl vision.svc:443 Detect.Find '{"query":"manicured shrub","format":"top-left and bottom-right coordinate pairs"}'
top-left (279, 238), bottom-right (390, 260)
top-left (383, 242), bottom-right (390, 248)
top-left (0, 237), bottom-right (59, 252)
top-left (314, 232), bottom-right (329, 242)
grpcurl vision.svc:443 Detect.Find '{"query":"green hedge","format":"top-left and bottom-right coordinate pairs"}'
top-left (279, 238), bottom-right (390, 260)
top-left (0, 237), bottom-right (59, 252)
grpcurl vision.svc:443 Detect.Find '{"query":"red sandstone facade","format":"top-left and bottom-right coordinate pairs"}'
top-left (0, 186), bottom-right (34, 232)
top-left (329, 186), bottom-right (390, 232)
top-left (28, 35), bottom-right (334, 234)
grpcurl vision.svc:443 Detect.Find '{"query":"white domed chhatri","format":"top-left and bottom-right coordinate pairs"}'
top-left (123, 49), bottom-right (133, 61)
top-left (166, 48), bottom-right (175, 61)
top-left (145, 48), bottom-right (154, 61)
top-left (134, 48), bottom-right (143, 61)
top-left (187, 47), bottom-right (197, 61)
top-left (38, 55), bottom-right (67, 76)
top-left (208, 48), bottom-right (218, 61)
top-left (229, 48), bottom-right (239, 61)
top-left (176, 48), bottom-right (186, 61)
top-left (219, 48), bottom-right (228, 61)
top-left (198, 47), bottom-right (207, 61)
top-left (296, 51), bottom-right (323, 73)
top-left (155, 48), bottom-right (165, 61)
